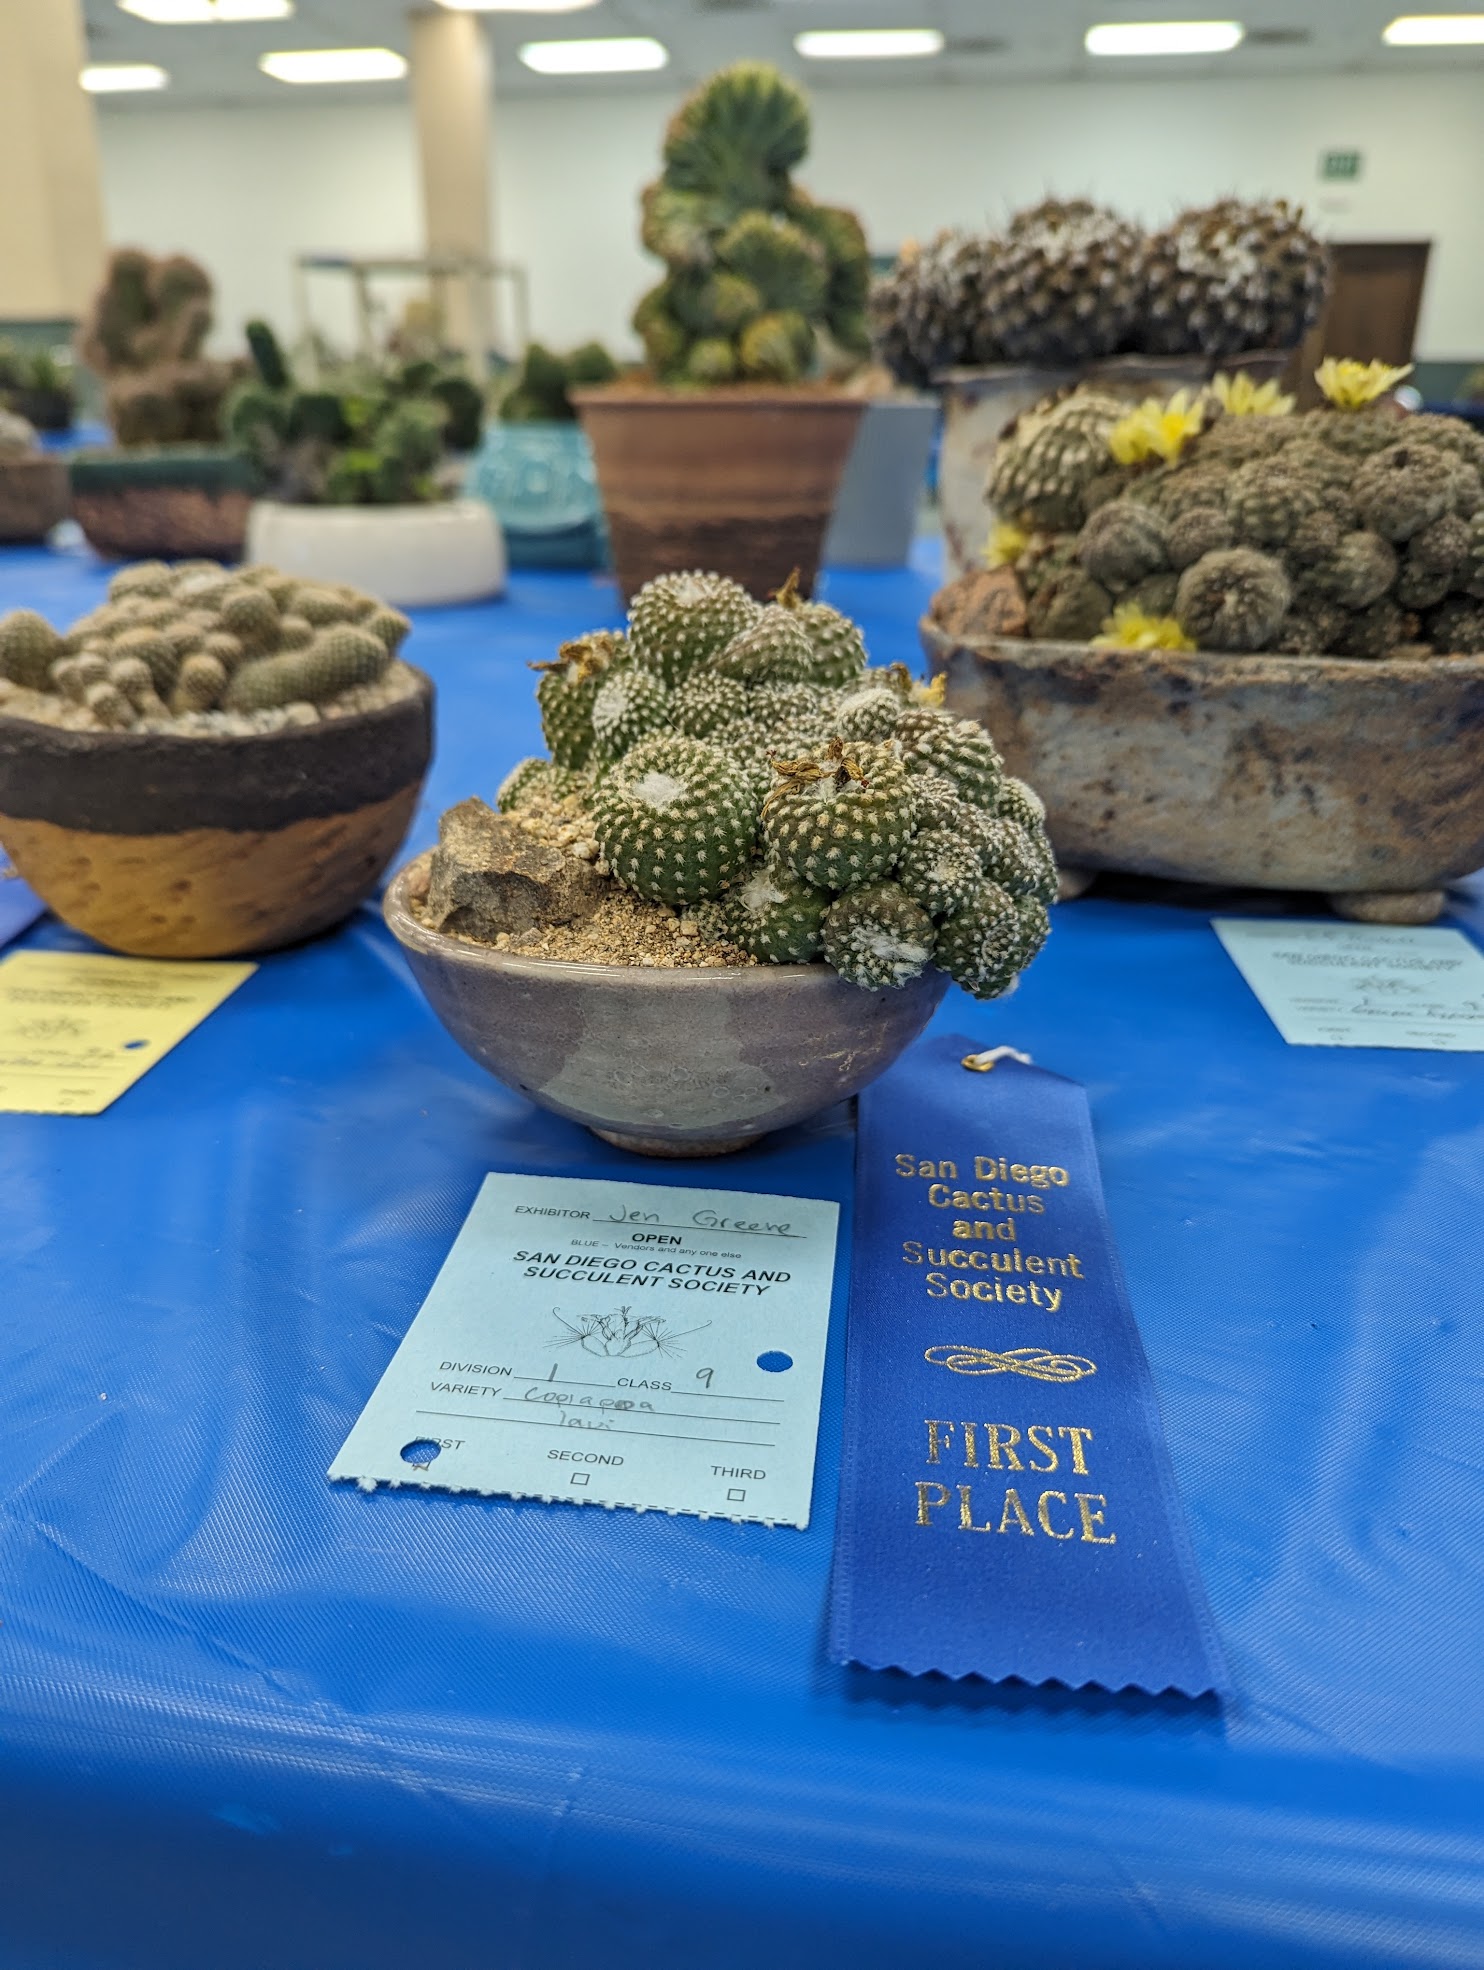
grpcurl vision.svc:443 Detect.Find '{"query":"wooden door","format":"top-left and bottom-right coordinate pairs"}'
top-left (1289, 241), bottom-right (1432, 404)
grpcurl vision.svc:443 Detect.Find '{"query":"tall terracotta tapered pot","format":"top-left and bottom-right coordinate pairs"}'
top-left (573, 387), bottom-right (864, 602)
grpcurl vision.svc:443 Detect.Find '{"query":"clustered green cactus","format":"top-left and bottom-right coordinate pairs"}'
top-left (0, 560), bottom-right (410, 726)
top-left (77, 248), bottom-right (234, 448)
top-left (991, 380), bottom-right (1484, 658)
top-left (226, 320), bottom-right (483, 505)
top-left (498, 570), bottom-right (1055, 997)
top-left (498, 341), bottom-right (619, 422)
top-left (631, 63), bottom-right (873, 387)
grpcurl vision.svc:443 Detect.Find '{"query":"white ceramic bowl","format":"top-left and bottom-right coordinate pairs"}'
top-left (246, 498), bottom-right (506, 607)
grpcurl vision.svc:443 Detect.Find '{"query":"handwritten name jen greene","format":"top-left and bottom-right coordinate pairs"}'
top-left (512, 1202), bottom-right (796, 1296)
top-left (894, 1149), bottom-right (1084, 1310)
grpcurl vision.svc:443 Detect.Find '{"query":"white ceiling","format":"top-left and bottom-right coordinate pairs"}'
top-left (80, 0), bottom-right (1484, 105)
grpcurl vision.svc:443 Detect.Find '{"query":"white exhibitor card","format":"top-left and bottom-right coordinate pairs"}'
top-left (1213, 917), bottom-right (1484, 1051)
top-left (331, 1173), bottom-right (840, 1527)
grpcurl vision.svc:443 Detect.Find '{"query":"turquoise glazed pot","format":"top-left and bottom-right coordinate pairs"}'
top-left (463, 422), bottom-right (607, 570)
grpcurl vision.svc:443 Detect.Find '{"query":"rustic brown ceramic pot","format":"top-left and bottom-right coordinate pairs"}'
top-left (0, 457), bottom-right (70, 544)
top-left (69, 450), bottom-right (254, 562)
top-left (572, 387), bottom-right (865, 603)
top-left (921, 621), bottom-right (1484, 923)
top-left (0, 671), bottom-right (434, 957)
top-left (384, 850), bottom-right (948, 1157)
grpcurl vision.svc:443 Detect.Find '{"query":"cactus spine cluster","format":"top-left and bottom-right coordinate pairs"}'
top-left (0, 561), bottom-right (412, 726)
top-left (982, 365), bottom-right (1484, 658)
top-left (77, 248), bottom-right (234, 448)
top-left (632, 63), bottom-right (873, 386)
top-left (498, 569), bottom-right (1055, 997)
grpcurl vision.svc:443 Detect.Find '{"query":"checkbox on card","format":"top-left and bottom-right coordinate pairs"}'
top-left (727, 1487), bottom-right (746, 1502)
top-left (570, 1472), bottom-right (589, 1488)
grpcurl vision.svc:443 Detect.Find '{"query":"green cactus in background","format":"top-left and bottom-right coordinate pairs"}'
top-left (225, 317), bottom-right (483, 504)
top-left (77, 248), bottom-right (234, 447)
top-left (631, 61), bottom-right (873, 386)
top-left (497, 756), bottom-right (588, 813)
top-left (498, 339), bottom-right (619, 423)
top-left (592, 732), bottom-right (760, 905)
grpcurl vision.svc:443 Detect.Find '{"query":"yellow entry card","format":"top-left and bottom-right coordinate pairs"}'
top-left (0, 951), bottom-right (255, 1115)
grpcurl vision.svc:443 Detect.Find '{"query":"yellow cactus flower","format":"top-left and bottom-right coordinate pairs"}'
top-left (985, 519), bottom-right (1029, 569)
top-left (1107, 388), bottom-right (1205, 466)
top-left (1093, 604), bottom-right (1197, 652)
top-left (1315, 357), bottom-right (1414, 410)
top-left (1209, 371), bottom-right (1295, 418)
top-left (912, 673), bottom-right (947, 708)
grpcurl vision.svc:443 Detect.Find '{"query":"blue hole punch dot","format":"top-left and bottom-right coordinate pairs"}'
top-left (756, 1351), bottom-right (793, 1374)
top-left (400, 1439), bottom-right (441, 1467)
top-left (122, 1039), bottom-right (148, 1051)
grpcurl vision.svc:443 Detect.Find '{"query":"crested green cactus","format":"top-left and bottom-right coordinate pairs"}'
top-left (628, 571), bottom-right (760, 685)
top-left (763, 737), bottom-right (914, 891)
top-left (773, 570), bottom-right (867, 685)
top-left (937, 883), bottom-right (1047, 1000)
top-left (821, 880), bottom-right (936, 990)
top-left (896, 828), bottom-right (984, 919)
top-left (631, 62), bottom-right (872, 385)
top-left (592, 732), bottom-right (760, 905)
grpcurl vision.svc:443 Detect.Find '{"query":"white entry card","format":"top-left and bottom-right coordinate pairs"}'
top-left (1213, 917), bottom-right (1484, 1051)
top-left (331, 1173), bottom-right (840, 1528)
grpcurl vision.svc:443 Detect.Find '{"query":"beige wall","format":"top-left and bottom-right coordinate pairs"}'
top-left (0, 0), bottom-right (107, 320)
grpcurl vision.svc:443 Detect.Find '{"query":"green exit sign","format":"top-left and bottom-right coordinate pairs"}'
top-left (1322, 149), bottom-right (1363, 181)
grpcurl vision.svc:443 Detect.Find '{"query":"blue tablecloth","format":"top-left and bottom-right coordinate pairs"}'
top-left (1, 543), bottom-right (1482, 1970)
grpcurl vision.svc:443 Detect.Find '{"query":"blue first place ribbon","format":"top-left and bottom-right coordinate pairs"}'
top-left (828, 1033), bottom-right (1225, 1698)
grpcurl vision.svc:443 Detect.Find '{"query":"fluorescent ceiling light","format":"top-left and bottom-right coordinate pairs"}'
top-left (1085, 20), bottom-right (1245, 55)
top-left (519, 36), bottom-right (668, 72)
top-left (259, 47), bottom-right (408, 83)
top-left (81, 61), bottom-right (170, 90)
top-left (437, 0), bottom-right (598, 11)
top-left (795, 28), bottom-right (945, 58)
top-left (119, 0), bottom-right (292, 18)
top-left (1383, 13), bottom-right (1484, 42)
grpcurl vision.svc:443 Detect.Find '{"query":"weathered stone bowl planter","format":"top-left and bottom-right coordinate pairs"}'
top-left (0, 670), bottom-right (434, 957)
top-left (920, 620), bottom-right (1484, 923)
top-left (384, 849), bottom-right (948, 1157)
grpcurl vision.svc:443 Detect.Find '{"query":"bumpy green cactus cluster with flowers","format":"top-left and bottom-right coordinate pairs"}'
top-left (982, 361), bottom-right (1484, 659)
top-left (498, 570), bottom-right (1055, 997)
top-left (631, 63), bottom-right (873, 387)
top-left (0, 560), bottom-right (410, 728)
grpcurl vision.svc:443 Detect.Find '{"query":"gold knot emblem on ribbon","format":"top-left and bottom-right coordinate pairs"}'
top-left (924, 1345), bottom-right (1097, 1382)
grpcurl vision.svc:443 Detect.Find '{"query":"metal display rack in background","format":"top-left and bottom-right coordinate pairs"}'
top-left (291, 251), bottom-right (530, 378)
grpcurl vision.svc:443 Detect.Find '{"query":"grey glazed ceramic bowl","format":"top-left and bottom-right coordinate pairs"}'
top-left (385, 851), bottom-right (948, 1156)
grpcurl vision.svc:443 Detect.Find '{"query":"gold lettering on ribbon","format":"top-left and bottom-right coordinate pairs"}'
top-left (923, 1344), bottom-right (1097, 1382)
